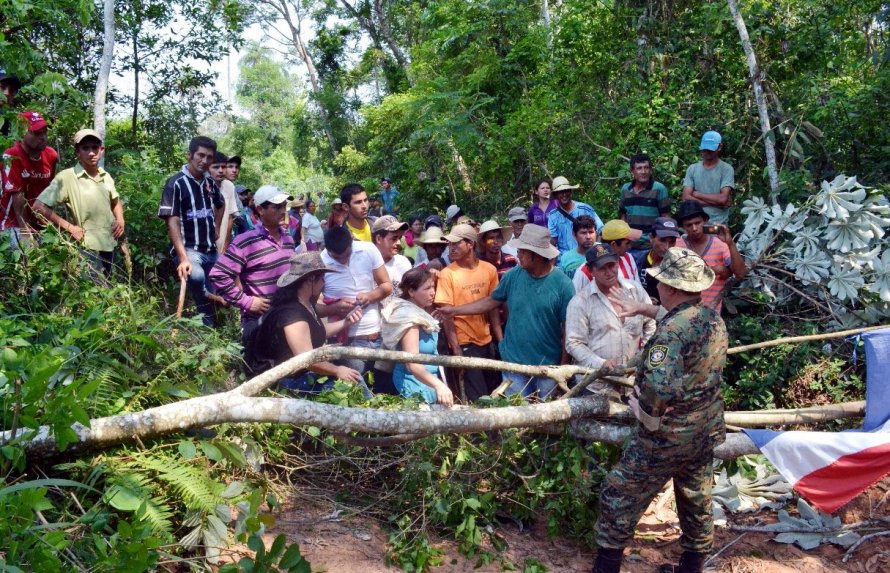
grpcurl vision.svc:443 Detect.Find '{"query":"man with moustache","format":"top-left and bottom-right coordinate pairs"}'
top-left (157, 136), bottom-right (225, 326)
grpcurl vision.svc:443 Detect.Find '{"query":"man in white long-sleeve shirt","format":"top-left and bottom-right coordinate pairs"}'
top-left (565, 244), bottom-right (655, 396)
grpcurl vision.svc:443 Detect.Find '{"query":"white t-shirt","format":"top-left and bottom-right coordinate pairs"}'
top-left (321, 241), bottom-right (386, 337)
top-left (384, 254), bottom-right (412, 299)
top-left (302, 212), bottom-right (324, 243)
top-left (215, 179), bottom-right (239, 253)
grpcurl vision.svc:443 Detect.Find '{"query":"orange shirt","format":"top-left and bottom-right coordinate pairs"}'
top-left (434, 260), bottom-right (499, 346)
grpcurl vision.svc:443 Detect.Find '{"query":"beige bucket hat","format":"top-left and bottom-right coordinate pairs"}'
top-left (277, 252), bottom-right (336, 288)
top-left (645, 247), bottom-right (715, 292)
top-left (507, 224), bottom-right (560, 260)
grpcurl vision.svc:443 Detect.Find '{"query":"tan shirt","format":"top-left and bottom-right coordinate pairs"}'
top-left (37, 164), bottom-right (119, 251)
top-left (565, 276), bottom-right (656, 370)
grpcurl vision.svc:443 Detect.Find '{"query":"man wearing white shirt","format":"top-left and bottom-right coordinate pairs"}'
top-left (565, 244), bottom-right (655, 397)
top-left (320, 226), bottom-right (393, 389)
top-left (372, 215), bottom-right (412, 299)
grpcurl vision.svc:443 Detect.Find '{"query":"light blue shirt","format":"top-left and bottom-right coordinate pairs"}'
top-left (547, 201), bottom-right (604, 253)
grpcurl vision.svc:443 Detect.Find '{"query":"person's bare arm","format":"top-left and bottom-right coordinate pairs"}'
top-left (214, 205), bottom-right (224, 242)
top-left (440, 315), bottom-right (462, 356)
top-left (489, 308), bottom-right (503, 342)
top-left (689, 186), bottom-right (731, 208)
top-left (283, 321), bottom-right (362, 382)
top-left (324, 306), bottom-right (362, 336)
top-left (400, 326), bottom-right (453, 407)
top-left (717, 226), bottom-right (747, 280)
top-left (33, 200), bottom-right (83, 241)
top-left (356, 266), bottom-right (393, 306)
top-left (437, 296), bottom-right (501, 317)
top-left (681, 186), bottom-right (695, 202)
top-left (111, 198), bottom-right (125, 239)
top-left (165, 216), bottom-right (191, 280)
top-left (12, 193), bottom-right (35, 233)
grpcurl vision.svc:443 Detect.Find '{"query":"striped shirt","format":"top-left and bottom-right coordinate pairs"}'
top-left (209, 225), bottom-right (295, 323)
top-left (678, 235), bottom-right (731, 312)
top-left (618, 180), bottom-right (671, 233)
top-left (157, 165), bottom-right (223, 253)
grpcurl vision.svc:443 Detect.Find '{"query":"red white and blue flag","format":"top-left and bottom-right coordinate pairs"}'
top-left (743, 328), bottom-right (890, 514)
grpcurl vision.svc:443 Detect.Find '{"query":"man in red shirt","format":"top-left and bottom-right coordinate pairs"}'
top-left (1, 111), bottom-right (59, 248)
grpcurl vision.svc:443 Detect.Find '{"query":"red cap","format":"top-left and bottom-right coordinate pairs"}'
top-left (19, 111), bottom-right (48, 132)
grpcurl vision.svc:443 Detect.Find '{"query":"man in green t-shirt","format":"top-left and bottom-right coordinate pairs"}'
top-left (436, 224), bottom-right (575, 400)
top-left (681, 130), bottom-right (735, 224)
top-left (34, 129), bottom-right (124, 276)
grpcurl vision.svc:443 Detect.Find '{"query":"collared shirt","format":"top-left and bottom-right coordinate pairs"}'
top-left (619, 179), bottom-right (670, 249)
top-left (345, 218), bottom-right (372, 242)
top-left (1, 142), bottom-right (59, 230)
top-left (528, 199), bottom-right (557, 227)
top-left (36, 164), bottom-right (120, 251)
top-left (321, 241), bottom-right (386, 336)
top-left (380, 188), bottom-right (398, 213)
top-left (547, 200), bottom-right (605, 253)
top-left (565, 277), bottom-right (655, 370)
top-left (158, 165), bottom-right (223, 253)
top-left (209, 225), bottom-right (295, 323)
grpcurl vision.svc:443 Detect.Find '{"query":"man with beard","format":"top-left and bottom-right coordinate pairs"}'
top-left (342, 183), bottom-right (372, 241)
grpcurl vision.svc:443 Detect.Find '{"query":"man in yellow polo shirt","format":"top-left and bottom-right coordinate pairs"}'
top-left (341, 182), bottom-right (372, 241)
top-left (34, 129), bottom-right (125, 276)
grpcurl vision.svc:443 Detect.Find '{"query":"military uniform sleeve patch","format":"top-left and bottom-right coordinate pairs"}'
top-left (647, 345), bottom-right (668, 367)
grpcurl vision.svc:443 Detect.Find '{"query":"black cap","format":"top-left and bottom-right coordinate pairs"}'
top-left (0, 67), bottom-right (22, 90)
top-left (676, 200), bottom-right (709, 223)
top-left (424, 214), bottom-right (443, 229)
top-left (228, 155), bottom-right (242, 165)
top-left (585, 243), bottom-right (619, 268)
top-left (651, 217), bottom-right (681, 238)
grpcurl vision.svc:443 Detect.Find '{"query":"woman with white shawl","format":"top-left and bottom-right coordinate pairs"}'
top-left (381, 268), bottom-right (454, 406)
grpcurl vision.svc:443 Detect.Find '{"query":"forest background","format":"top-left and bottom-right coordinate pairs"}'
top-left (1, 0), bottom-right (889, 571)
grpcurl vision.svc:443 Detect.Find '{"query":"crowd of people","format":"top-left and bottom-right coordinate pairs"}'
top-left (2, 67), bottom-right (738, 569)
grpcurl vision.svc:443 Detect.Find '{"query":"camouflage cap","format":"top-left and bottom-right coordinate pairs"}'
top-left (277, 252), bottom-right (335, 288)
top-left (645, 246), bottom-right (715, 292)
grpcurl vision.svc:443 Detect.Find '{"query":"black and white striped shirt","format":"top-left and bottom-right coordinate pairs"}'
top-left (158, 166), bottom-right (224, 254)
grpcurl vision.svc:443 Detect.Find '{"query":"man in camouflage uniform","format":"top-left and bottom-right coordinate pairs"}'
top-left (592, 247), bottom-right (727, 573)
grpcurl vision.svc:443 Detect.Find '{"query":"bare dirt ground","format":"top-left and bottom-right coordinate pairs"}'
top-left (254, 478), bottom-right (889, 573)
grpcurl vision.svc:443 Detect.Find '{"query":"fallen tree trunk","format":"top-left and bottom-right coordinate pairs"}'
top-left (3, 346), bottom-right (865, 456)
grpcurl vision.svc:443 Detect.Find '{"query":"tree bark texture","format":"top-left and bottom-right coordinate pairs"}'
top-left (727, 0), bottom-right (780, 200)
top-left (93, 0), bottom-right (116, 145)
top-left (3, 346), bottom-right (864, 457)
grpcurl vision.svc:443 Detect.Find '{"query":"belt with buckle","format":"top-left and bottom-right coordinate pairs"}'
top-left (351, 332), bottom-right (381, 342)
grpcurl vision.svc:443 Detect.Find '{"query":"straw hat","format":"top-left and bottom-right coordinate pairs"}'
top-left (417, 226), bottom-right (448, 245)
top-left (552, 176), bottom-right (580, 193)
top-left (477, 220), bottom-right (512, 243)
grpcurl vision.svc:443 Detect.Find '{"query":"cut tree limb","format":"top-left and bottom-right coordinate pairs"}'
top-left (2, 347), bottom-right (865, 456)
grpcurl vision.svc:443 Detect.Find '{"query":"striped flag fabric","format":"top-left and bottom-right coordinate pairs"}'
top-left (742, 328), bottom-right (890, 514)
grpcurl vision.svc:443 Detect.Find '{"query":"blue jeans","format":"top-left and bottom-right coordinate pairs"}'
top-left (174, 248), bottom-right (218, 326)
top-left (280, 372), bottom-right (372, 398)
top-left (503, 371), bottom-right (557, 401)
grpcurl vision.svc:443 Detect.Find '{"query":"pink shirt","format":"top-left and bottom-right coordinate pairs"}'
top-left (678, 236), bottom-right (731, 312)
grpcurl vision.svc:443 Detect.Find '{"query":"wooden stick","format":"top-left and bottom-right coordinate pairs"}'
top-left (175, 276), bottom-right (187, 318)
top-left (728, 324), bottom-right (889, 354)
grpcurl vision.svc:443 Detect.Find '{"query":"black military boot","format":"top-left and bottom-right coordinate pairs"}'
top-left (658, 551), bottom-right (708, 573)
top-left (591, 546), bottom-right (623, 573)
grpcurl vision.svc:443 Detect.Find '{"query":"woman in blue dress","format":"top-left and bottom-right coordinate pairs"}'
top-left (382, 268), bottom-right (454, 406)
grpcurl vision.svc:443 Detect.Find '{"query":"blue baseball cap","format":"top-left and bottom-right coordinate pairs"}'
top-left (700, 131), bottom-right (722, 151)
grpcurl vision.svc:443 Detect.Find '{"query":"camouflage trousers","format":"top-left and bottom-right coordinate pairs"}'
top-left (595, 431), bottom-right (715, 553)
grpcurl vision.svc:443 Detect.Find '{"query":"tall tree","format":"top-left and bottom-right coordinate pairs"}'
top-left (93, 0), bottom-right (116, 143)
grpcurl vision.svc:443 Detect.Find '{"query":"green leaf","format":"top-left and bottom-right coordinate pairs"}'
top-left (200, 441), bottom-right (223, 462)
top-left (0, 478), bottom-right (98, 498)
top-left (221, 481), bottom-right (245, 499)
top-left (178, 440), bottom-right (197, 460)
